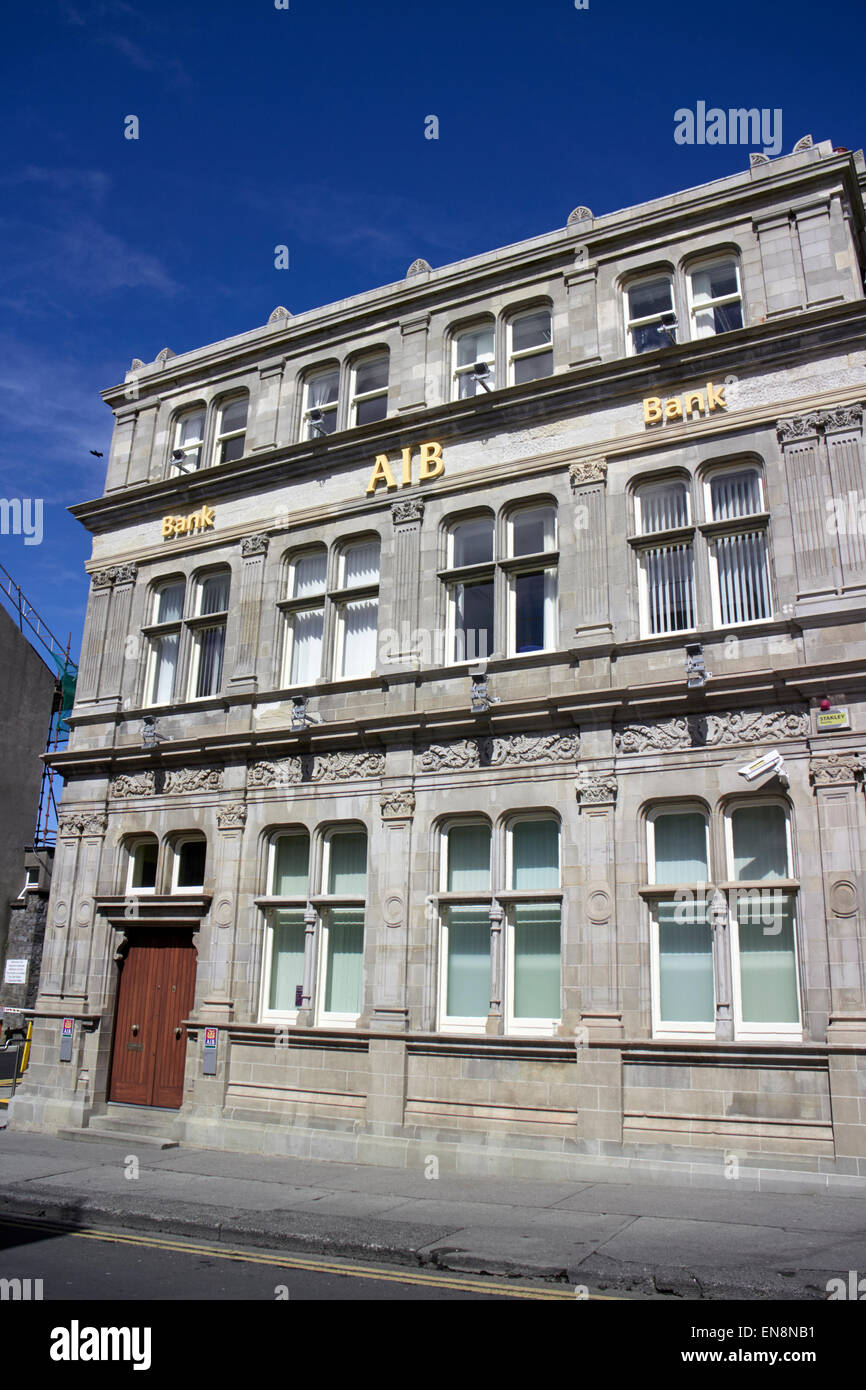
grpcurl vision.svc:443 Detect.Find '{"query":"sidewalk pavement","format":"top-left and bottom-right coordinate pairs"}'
top-left (0, 1130), bottom-right (864, 1300)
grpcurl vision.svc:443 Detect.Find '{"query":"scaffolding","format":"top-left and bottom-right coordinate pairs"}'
top-left (0, 563), bottom-right (78, 848)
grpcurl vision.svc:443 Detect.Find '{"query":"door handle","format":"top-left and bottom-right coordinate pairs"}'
top-left (175, 1026), bottom-right (183, 1039)
top-left (131, 1024), bottom-right (139, 1035)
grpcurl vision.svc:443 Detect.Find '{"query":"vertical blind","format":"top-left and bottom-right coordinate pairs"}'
top-left (653, 812), bottom-right (708, 882)
top-left (710, 470), bottom-right (762, 520)
top-left (731, 805), bottom-right (789, 879)
top-left (200, 573), bottom-right (230, 615)
top-left (292, 550), bottom-right (327, 598)
top-left (643, 543), bottom-right (695, 633)
top-left (323, 908), bottom-right (364, 1014)
top-left (196, 626), bottom-right (225, 697)
top-left (638, 482), bottom-right (690, 533)
top-left (447, 824), bottom-right (491, 891)
top-left (513, 903), bottom-right (561, 1018)
top-left (272, 833), bottom-right (310, 896)
top-left (152, 632), bottom-right (178, 703)
top-left (289, 608), bottom-right (324, 684)
top-left (445, 905), bottom-right (490, 1017)
top-left (343, 541), bottom-right (380, 587)
top-left (340, 598), bottom-right (378, 677)
top-left (327, 832), bottom-right (367, 895)
top-left (511, 819), bottom-right (559, 889)
top-left (714, 532), bottom-right (770, 624)
top-left (269, 909), bottom-right (305, 1012)
top-left (155, 582), bottom-right (184, 624)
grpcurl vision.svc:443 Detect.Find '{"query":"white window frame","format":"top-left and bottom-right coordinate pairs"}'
top-left (624, 275), bottom-right (676, 356)
top-left (505, 504), bottom-right (558, 658)
top-left (187, 571), bottom-right (230, 701)
top-left (280, 548), bottom-right (328, 688)
top-left (260, 830), bottom-right (311, 1025)
top-left (303, 365), bottom-right (341, 438)
top-left (686, 257), bottom-right (744, 340)
top-left (502, 815), bottom-right (562, 1036)
top-left (125, 838), bottom-right (159, 896)
top-left (703, 467), bottom-right (772, 630)
top-left (723, 800), bottom-right (802, 1040)
top-left (171, 835), bottom-right (206, 893)
top-left (507, 307), bottom-right (553, 385)
top-left (332, 539), bottom-right (380, 681)
top-left (436, 819), bottom-right (492, 1036)
top-left (451, 320), bottom-right (496, 399)
top-left (646, 805), bottom-right (715, 1040)
top-left (349, 353), bottom-right (389, 427)
top-left (212, 395), bottom-right (248, 466)
top-left (171, 407), bottom-right (206, 475)
top-left (18, 866), bottom-right (40, 898)
top-left (315, 828), bottom-right (368, 1026)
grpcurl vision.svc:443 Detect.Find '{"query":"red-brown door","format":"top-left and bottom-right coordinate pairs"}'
top-left (109, 930), bottom-right (197, 1108)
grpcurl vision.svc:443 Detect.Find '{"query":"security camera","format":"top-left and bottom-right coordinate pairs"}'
top-left (738, 749), bottom-right (786, 783)
top-left (308, 409), bottom-right (328, 438)
top-left (471, 362), bottom-right (493, 392)
top-left (685, 642), bottom-right (711, 687)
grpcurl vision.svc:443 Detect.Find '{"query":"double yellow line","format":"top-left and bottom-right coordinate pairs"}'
top-left (0, 1215), bottom-right (598, 1299)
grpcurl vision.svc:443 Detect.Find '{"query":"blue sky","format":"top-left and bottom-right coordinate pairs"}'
top-left (0, 0), bottom-right (863, 666)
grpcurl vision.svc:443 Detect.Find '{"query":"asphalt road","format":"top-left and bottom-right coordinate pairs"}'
top-left (0, 1217), bottom-right (583, 1301)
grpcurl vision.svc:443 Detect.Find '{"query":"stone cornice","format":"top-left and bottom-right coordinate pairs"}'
top-left (76, 301), bottom-right (866, 552)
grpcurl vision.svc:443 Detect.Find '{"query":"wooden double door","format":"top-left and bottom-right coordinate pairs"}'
top-left (109, 930), bottom-right (197, 1108)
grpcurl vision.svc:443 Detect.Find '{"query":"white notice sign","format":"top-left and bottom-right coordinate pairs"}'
top-left (3, 959), bottom-right (29, 985)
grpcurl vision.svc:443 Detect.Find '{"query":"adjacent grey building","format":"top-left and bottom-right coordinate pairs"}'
top-left (11, 137), bottom-right (866, 1177)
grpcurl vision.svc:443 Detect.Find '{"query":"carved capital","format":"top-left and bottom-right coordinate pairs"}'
top-left (569, 456), bottom-right (607, 489)
top-left (241, 533), bottom-right (270, 558)
top-left (809, 752), bottom-right (864, 787)
top-left (113, 563), bottom-right (138, 586)
top-left (380, 790), bottom-right (415, 821)
top-left (91, 564), bottom-right (137, 589)
top-left (777, 404), bottom-right (864, 442)
top-left (392, 499), bottom-right (425, 526)
top-left (91, 569), bottom-right (115, 589)
top-left (217, 802), bottom-right (247, 830)
top-left (576, 774), bottom-right (617, 806)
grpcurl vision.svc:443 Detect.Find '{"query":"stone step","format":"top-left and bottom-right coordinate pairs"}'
top-left (57, 1126), bottom-right (179, 1149)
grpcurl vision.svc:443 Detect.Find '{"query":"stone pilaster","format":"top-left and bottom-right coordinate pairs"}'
top-left (809, 753), bottom-right (866, 1039)
top-left (563, 253), bottom-right (600, 365)
top-left (570, 457), bottom-right (612, 645)
top-left (367, 790), bottom-right (415, 1032)
top-left (396, 312), bottom-right (430, 412)
top-left (229, 534), bottom-right (270, 693)
top-left (383, 500), bottom-right (425, 669)
top-left (573, 773), bottom-right (622, 1038)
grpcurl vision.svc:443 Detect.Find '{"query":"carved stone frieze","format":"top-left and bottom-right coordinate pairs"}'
top-left (809, 752), bottom-right (864, 787)
top-left (380, 791), bottom-right (415, 820)
top-left (217, 802), bottom-right (248, 830)
top-left (418, 732), bottom-right (579, 773)
top-left (109, 766), bottom-right (223, 798)
top-left (57, 812), bottom-right (107, 837)
top-left (567, 206), bottom-right (593, 225)
top-left (615, 708), bottom-right (809, 754)
top-left (248, 750), bottom-right (385, 787)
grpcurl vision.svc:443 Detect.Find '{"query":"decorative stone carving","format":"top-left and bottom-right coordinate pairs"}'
top-left (154, 347), bottom-right (176, 365)
top-left (576, 774), bottom-right (617, 805)
top-left (217, 802), bottom-right (247, 830)
top-left (91, 563), bottom-right (138, 589)
top-left (809, 752), bottom-right (864, 787)
top-left (109, 766), bottom-right (223, 798)
top-left (777, 405), bottom-right (863, 441)
top-left (130, 358), bottom-right (145, 370)
top-left (380, 791), bottom-right (415, 820)
top-left (391, 499), bottom-right (425, 526)
top-left (57, 812), bottom-right (107, 836)
top-left (749, 152), bottom-right (770, 167)
top-left (248, 750), bottom-right (385, 786)
top-left (615, 708), bottom-right (809, 754)
top-left (268, 306), bottom-right (292, 323)
top-left (110, 771), bottom-right (155, 798)
top-left (240, 533), bottom-right (270, 557)
top-left (406, 258), bottom-right (432, 275)
top-left (569, 457), bottom-right (607, 488)
top-left (567, 206), bottom-right (593, 225)
top-left (418, 732), bottom-right (579, 773)
top-left (792, 134), bottom-right (813, 152)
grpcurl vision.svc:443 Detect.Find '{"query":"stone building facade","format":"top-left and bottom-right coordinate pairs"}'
top-left (10, 137), bottom-right (866, 1177)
